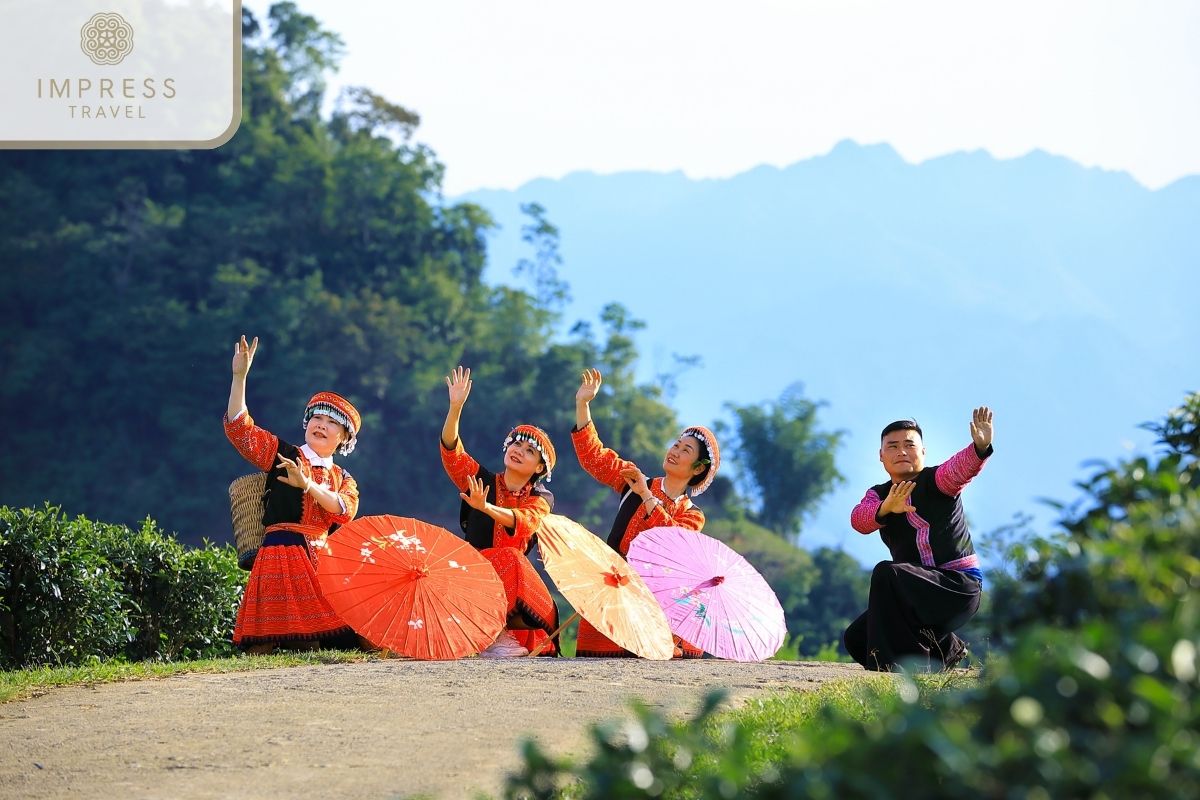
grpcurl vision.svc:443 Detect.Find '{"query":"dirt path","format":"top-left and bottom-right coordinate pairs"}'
top-left (0, 658), bottom-right (866, 799)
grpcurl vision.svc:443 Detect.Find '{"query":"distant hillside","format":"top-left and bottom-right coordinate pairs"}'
top-left (458, 141), bottom-right (1199, 566)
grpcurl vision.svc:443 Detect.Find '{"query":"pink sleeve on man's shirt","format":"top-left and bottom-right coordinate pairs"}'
top-left (850, 488), bottom-right (884, 534)
top-left (934, 444), bottom-right (989, 497)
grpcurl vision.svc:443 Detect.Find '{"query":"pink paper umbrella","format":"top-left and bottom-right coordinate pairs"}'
top-left (627, 526), bottom-right (787, 662)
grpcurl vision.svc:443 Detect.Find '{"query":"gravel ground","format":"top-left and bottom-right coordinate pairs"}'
top-left (0, 658), bottom-right (868, 799)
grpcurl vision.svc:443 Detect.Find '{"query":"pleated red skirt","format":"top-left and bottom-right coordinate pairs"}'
top-left (233, 529), bottom-right (354, 647)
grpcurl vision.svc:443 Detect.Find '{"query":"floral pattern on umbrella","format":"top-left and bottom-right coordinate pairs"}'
top-left (315, 515), bottom-right (506, 660)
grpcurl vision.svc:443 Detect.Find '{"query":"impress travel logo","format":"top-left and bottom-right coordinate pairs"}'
top-left (2, 1), bottom-right (241, 148)
top-left (38, 11), bottom-right (173, 122)
top-left (80, 12), bottom-right (135, 65)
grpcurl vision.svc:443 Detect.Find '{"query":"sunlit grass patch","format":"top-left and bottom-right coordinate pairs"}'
top-left (0, 649), bottom-right (375, 703)
top-left (699, 671), bottom-right (978, 776)
top-left (508, 671), bottom-right (977, 799)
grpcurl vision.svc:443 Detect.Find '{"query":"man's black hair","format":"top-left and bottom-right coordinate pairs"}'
top-left (881, 419), bottom-right (923, 440)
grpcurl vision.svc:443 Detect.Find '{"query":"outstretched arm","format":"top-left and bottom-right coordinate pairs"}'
top-left (439, 367), bottom-right (482, 491)
top-left (223, 335), bottom-right (279, 471)
top-left (575, 368), bottom-right (602, 430)
top-left (572, 420), bottom-right (638, 494)
top-left (226, 335), bottom-right (258, 419)
top-left (935, 406), bottom-right (995, 496)
top-left (441, 365), bottom-right (472, 449)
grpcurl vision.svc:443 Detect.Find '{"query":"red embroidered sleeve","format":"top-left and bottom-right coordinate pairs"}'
top-left (851, 488), bottom-right (884, 534)
top-left (645, 499), bottom-right (706, 531)
top-left (224, 410), bottom-right (279, 472)
top-left (618, 481), bottom-right (707, 554)
top-left (331, 469), bottom-right (359, 525)
top-left (934, 444), bottom-right (991, 497)
top-left (493, 494), bottom-right (552, 551)
top-left (295, 459), bottom-right (360, 530)
top-left (440, 437), bottom-right (480, 492)
top-left (571, 421), bottom-right (637, 493)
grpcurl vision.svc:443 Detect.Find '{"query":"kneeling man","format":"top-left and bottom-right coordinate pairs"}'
top-left (844, 408), bottom-right (994, 671)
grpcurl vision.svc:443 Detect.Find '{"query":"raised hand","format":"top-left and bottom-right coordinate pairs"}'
top-left (576, 368), bottom-right (603, 404)
top-left (275, 453), bottom-right (312, 491)
top-left (459, 473), bottom-right (490, 511)
top-left (619, 465), bottom-right (650, 499)
top-left (446, 366), bottom-right (473, 408)
top-left (878, 481), bottom-right (916, 516)
top-left (970, 406), bottom-right (994, 452)
top-left (232, 335), bottom-right (259, 377)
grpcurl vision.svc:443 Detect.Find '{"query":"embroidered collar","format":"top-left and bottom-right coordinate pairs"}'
top-left (651, 477), bottom-right (689, 505)
top-left (497, 477), bottom-right (534, 498)
top-left (301, 444), bottom-right (335, 469)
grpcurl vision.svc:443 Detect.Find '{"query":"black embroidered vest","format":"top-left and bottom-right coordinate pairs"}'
top-left (871, 466), bottom-right (975, 567)
top-left (458, 465), bottom-right (554, 554)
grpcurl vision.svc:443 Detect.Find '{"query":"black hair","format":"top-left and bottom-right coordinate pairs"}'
top-left (682, 433), bottom-right (712, 488)
top-left (880, 419), bottom-right (923, 441)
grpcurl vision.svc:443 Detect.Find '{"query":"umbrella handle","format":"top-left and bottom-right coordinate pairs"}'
top-left (527, 611), bottom-right (581, 657)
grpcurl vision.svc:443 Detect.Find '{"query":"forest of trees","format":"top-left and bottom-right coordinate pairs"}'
top-left (0, 3), bottom-right (862, 653)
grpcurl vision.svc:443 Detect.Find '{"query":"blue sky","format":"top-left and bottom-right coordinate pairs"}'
top-left (244, 0), bottom-right (1200, 194)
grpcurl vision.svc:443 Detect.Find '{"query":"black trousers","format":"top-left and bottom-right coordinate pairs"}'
top-left (843, 561), bottom-right (981, 671)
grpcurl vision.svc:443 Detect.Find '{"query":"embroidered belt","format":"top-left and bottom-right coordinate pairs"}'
top-left (265, 522), bottom-right (329, 539)
top-left (938, 554), bottom-right (981, 572)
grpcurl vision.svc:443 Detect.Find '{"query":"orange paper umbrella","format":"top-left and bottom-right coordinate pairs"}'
top-left (535, 514), bottom-right (674, 660)
top-left (314, 515), bottom-right (506, 660)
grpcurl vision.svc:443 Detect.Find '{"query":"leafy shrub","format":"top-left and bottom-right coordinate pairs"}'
top-left (164, 543), bottom-right (245, 659)
top-left (88, 517), bottom-right (243, 661)
top-left (0, 505), bottom-right (242, 668)
top-left (0, 506), bottom-right (131, 668)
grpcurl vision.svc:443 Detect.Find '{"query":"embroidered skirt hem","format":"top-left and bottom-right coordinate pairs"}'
top-left (233, 530), bottom-right (353, 647)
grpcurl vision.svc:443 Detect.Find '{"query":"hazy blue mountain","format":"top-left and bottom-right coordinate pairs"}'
top-left (456, 141), bottom-right (1199, 568)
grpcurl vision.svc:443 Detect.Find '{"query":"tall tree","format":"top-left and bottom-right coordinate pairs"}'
top-left (723, 384), bottom-right (844, 536)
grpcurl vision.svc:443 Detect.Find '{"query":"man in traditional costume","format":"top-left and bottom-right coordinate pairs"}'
top-left (224, 335), bottom-right (361, 653)
top-left (440, 366), bottom-right (560, 657)
top-left (570, 368), bottom-right (720, 658)
top-left (843, 407), bottom-right (994, 671)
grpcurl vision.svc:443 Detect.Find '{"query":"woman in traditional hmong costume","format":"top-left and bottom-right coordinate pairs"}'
top-left (440, 366), bottom-right (560, 657)
top-left (225, 335), bottom-right (362, 654)
top-left (571, 368), bottom-right (721, 658)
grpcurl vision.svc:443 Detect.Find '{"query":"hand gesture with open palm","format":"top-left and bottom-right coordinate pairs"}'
top-left (446, 366), bottom-right (473, 408)
top-left (577, 368), bottom-right (603, 404)
top-left (970, 407), bottom-right (994, 452)
top-left (232, 335), bottom-right (259, 377)
top-left (460, 473), bottom-right (490, 511)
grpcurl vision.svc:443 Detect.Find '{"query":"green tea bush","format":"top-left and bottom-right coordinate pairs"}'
top-left (0, 506), bottom-right (131, 667)
top-left (0, 505), bottom-right (242, 668)
top-left (89, 517), bottom-right (243, 661)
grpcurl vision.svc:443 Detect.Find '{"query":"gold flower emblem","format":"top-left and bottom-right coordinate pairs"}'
top-left (80, 12), bottom-right (134, 66)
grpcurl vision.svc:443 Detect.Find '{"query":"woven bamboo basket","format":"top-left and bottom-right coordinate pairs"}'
top-left (229, 472), bottom-right (268, 570)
